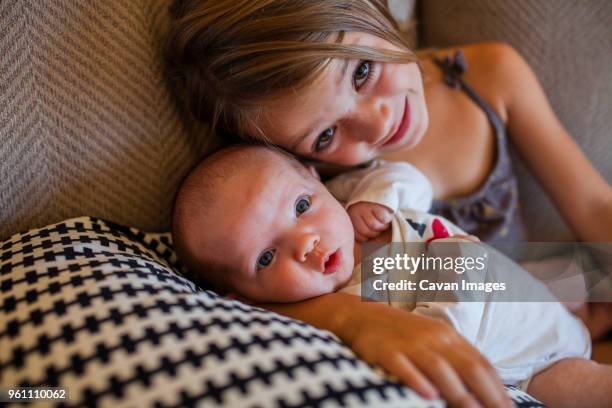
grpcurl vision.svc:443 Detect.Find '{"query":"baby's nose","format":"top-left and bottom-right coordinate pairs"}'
top-left (294, 233), bottom-right (320, 262)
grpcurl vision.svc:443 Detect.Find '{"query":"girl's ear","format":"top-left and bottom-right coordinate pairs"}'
top-left (306, 164), bottom-right (321, 181)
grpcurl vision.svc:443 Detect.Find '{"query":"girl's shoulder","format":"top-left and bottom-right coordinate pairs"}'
top-left (421, 42), bottom-right (532, 123)
top-left (422, 41), bottom-right (526, 79)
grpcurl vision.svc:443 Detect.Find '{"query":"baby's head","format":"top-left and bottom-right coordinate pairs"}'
top-left (172, 145), bottom-right (355, 303)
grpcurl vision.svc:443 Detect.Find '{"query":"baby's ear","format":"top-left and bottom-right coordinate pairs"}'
top-left (306, 164), bottom-right (321, 181)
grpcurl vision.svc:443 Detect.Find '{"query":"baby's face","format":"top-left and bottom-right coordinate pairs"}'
top-left (203, 156), bottom-right (355, 302)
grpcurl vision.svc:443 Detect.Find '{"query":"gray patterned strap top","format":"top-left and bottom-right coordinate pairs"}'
top-left (430, 51), bottom-right (527, 243)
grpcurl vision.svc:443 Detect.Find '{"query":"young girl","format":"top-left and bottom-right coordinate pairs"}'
top-left (166, 0), bottom-right (612, 406)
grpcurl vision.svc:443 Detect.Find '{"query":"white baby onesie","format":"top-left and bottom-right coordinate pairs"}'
top-left (326, 160), bottom-right (591, 389)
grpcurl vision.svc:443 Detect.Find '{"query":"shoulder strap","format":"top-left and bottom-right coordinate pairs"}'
top-left (434, 51), bottom-right (506, 136)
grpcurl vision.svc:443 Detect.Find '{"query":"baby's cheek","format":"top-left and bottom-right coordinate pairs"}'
top-left (271, 265), bottom-right (312, 294)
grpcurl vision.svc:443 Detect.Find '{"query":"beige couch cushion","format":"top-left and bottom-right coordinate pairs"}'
top-left (0, 0), bottom-right (213, 240)
top-left (419, 0), bottom-right (612, 241)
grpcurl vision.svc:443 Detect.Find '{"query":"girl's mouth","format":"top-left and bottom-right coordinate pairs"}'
top-left (382, 97), bottom-right (411, 147)
top-left (323, 249), bottom-right (342, 274)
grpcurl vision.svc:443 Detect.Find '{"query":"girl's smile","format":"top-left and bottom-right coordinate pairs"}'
top-left (249, 32), bottom-right (429, 166)
top-left (380, 96), bottom-right (411, 147)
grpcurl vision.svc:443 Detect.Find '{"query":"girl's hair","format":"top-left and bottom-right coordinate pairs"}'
top-left (166, 0), bottom-right (417, 140)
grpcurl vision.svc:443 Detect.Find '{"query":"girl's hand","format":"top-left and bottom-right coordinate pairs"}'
top-left (343, 301), bottom-right (513, 408)
top-left (347, 202), bottom-right (393, 242)
top-left (450, 234), bottom-right (481, 243)
top-left (263, 293), bottom-right (513, 408)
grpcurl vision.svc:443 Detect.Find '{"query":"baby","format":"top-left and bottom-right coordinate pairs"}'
top-left (172, 144), bottom-right (611, 406)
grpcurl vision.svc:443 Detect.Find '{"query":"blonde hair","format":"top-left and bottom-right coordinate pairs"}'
top-left (166, 0), bottom-right (417, 140)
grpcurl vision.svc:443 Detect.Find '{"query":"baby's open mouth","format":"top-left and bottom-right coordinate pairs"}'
top-left (323, 249), bottom-right (342, 275)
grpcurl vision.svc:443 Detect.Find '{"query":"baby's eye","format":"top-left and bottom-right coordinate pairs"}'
top-left (313, 127), bottom-right (335, 152)
top-left (257, 249), bottom-right (275, 269)
top-left (295, 195), bottom-right (311, 216)
top-left (353, 60), bottom-right (371, 89)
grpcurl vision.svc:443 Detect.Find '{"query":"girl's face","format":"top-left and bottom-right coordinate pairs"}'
top-left (250, 32), bottom-right (429, 165)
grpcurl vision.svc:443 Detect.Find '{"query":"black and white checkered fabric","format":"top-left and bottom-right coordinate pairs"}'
top-left (1, 217), bottom-right (546, 407)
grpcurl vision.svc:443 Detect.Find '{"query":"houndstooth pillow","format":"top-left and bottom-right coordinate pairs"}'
top-left (0, 217), bottom-right (545, 407)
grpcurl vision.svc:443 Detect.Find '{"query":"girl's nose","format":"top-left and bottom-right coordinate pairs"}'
top-left (352, 96), bottom-right (393, 145)
top-left (293, 232), bottom-right (320, 262)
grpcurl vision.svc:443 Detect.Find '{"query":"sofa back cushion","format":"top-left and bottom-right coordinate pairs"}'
top-left (0, 0), bottom-right (213, 241)
top-left (419, 0), bottom-right (612, 241)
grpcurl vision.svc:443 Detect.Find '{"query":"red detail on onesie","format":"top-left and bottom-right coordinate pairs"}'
top-left (425, 218), bottom-right (450, 244)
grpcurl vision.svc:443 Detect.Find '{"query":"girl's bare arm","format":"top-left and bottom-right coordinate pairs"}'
top-left (260, 292), bottom-right (512, 408)
top-left (486, 43), bottom-right (612, 241)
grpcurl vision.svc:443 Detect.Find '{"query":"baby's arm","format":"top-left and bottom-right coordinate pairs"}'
top-left (326, 161), bottom-right (434, 242)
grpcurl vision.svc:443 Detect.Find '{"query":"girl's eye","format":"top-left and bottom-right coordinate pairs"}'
top-left (257, 249), bottom-right (275, 269)
top-left (313, 127), bottom-right (335, 152)
top-left (295, 196), bottom-right (311, 216)
top-left (353, 60), bottom-right (371, 89)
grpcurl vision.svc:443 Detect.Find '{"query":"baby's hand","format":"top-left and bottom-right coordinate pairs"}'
top-left (347, 202), bottom-right (393, 242)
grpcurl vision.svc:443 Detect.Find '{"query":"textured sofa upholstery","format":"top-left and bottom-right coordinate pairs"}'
top-left (0, 0), bottom-right (211, 241)
top-left (1, 0), bottom-right (610, 406)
